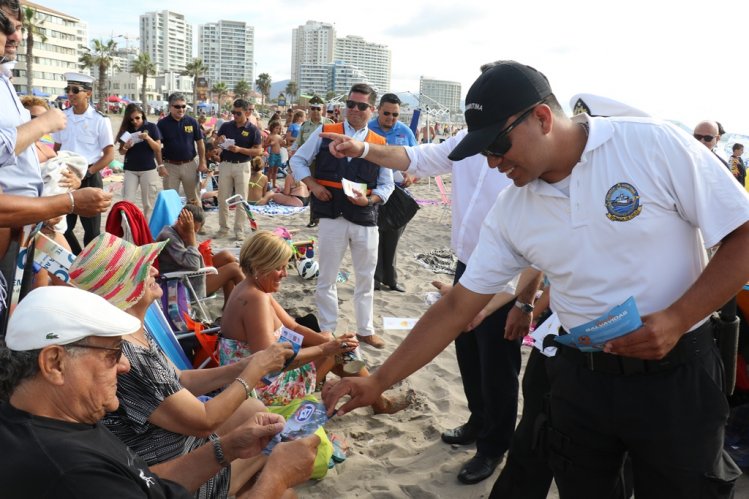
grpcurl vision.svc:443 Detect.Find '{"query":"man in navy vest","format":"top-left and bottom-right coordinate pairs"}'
top-left (290, 83), bottom-right (394, 350)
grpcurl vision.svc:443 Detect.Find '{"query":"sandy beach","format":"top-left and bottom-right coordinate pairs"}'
top-left (88, 114), bottom-right (748, 498)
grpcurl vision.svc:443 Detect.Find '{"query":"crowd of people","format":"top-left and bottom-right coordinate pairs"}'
top-left (1, 0), bottom-right (749, 496)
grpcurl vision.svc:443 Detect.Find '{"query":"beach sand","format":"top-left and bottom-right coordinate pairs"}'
top-left (88, 115), bottom-right (747, 498)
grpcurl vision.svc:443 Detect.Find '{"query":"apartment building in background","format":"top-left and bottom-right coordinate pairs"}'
top-left (419, 77), bottom-right (462, 114)
top-left (140, 10), bottom-right (192, 73)
top-left (198, 20), bottom-right (255, 90)
top-left (334, 35), bottom-right (390, 94)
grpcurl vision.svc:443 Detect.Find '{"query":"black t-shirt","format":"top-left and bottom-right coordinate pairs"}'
top-left (217, 120), bottom-right (262, 163)
top-left (119, 121), bottom-right (162, 172)
top-left (157, 115), bottom-right (203, 162)
top-left (0, 402), bottom-right (191, 499)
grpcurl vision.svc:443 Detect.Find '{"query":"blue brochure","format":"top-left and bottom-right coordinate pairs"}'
top-left (261, 327), bottom-right (303, 385)
top-left (555, 296), bottom-right (643, 352)
top-left (263, 400), bottom-right (330, 455)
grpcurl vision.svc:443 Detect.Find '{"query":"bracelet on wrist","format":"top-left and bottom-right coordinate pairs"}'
top-left (234, 376), bottom-right (252, 400)
top-left (67, 191), bottom-right (75, 214)
top-left (209, 434), bottom-right (230, 467)
top-left (358, 142), bottom-right (370, 159)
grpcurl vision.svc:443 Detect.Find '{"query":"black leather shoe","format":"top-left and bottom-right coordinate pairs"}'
top-left (457, 453), bottom-right (502, 485)
top-left (374, 281), bottom-right (382, 291)
top-left (388, 282), bottom-right (406, 292)
top-left (441, 423), bottom-right (478, 445)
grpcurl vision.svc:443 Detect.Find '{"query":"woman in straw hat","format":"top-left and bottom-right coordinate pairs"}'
top-left (220, 231), bottom-right (411, 414)
top-left (70, 233), bottom-right (292, 499)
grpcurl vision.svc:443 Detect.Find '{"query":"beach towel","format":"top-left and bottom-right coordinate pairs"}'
top-left (247, 201), bottom-right (308, 217)
top-left (414, 248), bottom-right (457, 275)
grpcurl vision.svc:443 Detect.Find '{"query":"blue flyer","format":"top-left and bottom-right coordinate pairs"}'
top-left (262, 400), bottom-right (329, 455)
top-left (555, 296), bottom-right (643, 352)
top-left (261, 327), bottom-right (303, 385)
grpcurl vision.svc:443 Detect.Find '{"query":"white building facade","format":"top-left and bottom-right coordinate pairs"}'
top-left (198, 20), bottom-right (255, 91)
top-left (140, 10), bottom-right (193, 73)
top-left (419, 77), bottom-right (462, 114)
top-left (290, 20), bottom-right (335, 85)
top-left (334, 35), bottom-right (390, 94)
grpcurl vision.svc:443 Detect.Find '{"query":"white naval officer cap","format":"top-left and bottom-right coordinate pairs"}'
top-left (569, 93), bottom-right (650, 118)
top-left (64, 72), bottom-right (95, 89)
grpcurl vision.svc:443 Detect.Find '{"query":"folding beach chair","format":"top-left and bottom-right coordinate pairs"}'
top-left (434, 175), bottom-right (452, 223)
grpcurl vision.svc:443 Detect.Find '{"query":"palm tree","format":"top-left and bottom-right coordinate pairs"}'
top-left (211, 82), bottom-right (228, 109)
top-left (255, 73), bottom-right (272, 106)
top-left (182, 58), bottom-right (206, 104)
top-left (130, 53), bottom-right (155, 105)
top-left (285, 81), bottom-right (298, 106)
top-left (22, 6), bottom-right (47, 95)
top-left (234, 80), bottom-right (251, 100)
top-left (79, 38), bottom-right (117, 110)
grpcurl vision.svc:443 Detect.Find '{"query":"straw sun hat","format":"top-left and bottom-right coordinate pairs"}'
top-left (69, 233), bottom-right (166, 310)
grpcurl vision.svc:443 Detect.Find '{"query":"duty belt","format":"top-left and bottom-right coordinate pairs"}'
top-left (556, 320), bottom-right (714, 375)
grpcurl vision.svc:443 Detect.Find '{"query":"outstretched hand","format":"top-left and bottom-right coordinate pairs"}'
top-left (320, 132), bottom-right (365, 159)
top-left (322, 376), bottom-right (383, 417)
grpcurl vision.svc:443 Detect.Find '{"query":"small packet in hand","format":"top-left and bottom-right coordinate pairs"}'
top-left (261, 327), bottom-right (303, 385)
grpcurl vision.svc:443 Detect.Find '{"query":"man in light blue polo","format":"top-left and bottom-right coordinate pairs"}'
top-left (368, 93), bottom-right (417, 292)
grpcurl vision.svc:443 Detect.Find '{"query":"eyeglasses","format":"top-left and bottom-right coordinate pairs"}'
top-left (172, 104), bottom-right (187, 109)
top-left (694, 134), bottom-right (716, 142)
top-left (481, 104), bottom-right (540, 158)
top-left (231, 110), bottom-right (244, 116)
top-left (310, 106), bottom-right (322, 111)
top-left (64, 86), bottom-right (84, 94)
top-left (65, 341), bottom-right (124, 366)
top-left (382, 111), bottom-right (399, 117)
top-left (346, 100), bottom-right (371, 111)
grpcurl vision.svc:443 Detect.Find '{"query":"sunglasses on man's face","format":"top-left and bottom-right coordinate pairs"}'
top-left (382, 111), bottom-right (399, 117)
top-left (310, 106), bottom-right (322, 111)
top-left (64, 86), bottom-right (84, 94)
top-left (481, 105), bottom-right (539, 158)
top-left (172, 104), bottom-right (187, 110)
top-left (694, 134), bottom-right (716, 142)
top-left (231, 110), bottom-right (244, 116)
top-left (346, 100), bottom-right (370, 111)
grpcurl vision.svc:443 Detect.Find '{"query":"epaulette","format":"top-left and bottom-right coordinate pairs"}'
top-left (96, 109), bottom-right (108, 118)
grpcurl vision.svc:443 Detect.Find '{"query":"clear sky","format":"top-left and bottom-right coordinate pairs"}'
top-left (42, 0), bottom-right (749, 132)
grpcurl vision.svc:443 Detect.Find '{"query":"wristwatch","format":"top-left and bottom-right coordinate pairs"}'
top-left (366, 197), bottom-right (374, 207)
top-left (514, 300), bottom-right (534, 314)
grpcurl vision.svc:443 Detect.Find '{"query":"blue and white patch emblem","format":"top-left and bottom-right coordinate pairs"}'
top-left (605, 183), bottom-right (642, 222)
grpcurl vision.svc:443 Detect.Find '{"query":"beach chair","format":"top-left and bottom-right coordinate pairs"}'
top-left (434, 175), bottom-right (452, 223)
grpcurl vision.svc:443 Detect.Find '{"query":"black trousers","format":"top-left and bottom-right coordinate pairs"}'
top-left (545, 341), bottom-right (739, 499)
top-left (453, 260), bottom-right (521, 458)
top-left (374, 225), bottom-right (405, 286)
top-left (64, 171), bottom-right (102, 255)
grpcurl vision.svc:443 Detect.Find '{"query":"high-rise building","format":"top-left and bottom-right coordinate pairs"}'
top-left (334, 35), bottom-right (390, 94)
top-left (139, 10), bottom-right (193, 73)
top-left (198, 20), bottom-right (255, 91)
top-left (419, 77), bottom-right (462, 114)
top-left (290, 21), bottom-right (335, 85)
top-left (298, 61), bottom-right (372, 98)
top-left (11, 1), bottom-right (84, 98)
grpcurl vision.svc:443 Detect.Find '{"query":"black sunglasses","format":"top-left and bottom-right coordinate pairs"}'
top-left (382, 111), bottom-right (399, 117)
top-left (172, 104), bottom-right (187, 109)
top-left (310, 106), bottom-right (322, 110)
top-left (694, 134), bottom-right (716, 142)
top-left (231, 110), bottom-right (244, 116)
top-left (481, 104), bottom-right (540, 158)
top-left (346, 100), bottom-right (370, 111)
top-left (66, 341), bottom-right (124, 366)
top-left (64, 86), bottom-right (84, 94)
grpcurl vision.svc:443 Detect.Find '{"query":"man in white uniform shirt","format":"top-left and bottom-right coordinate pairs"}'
top-left (52, 72), bottom-right (114, 254)
top-left (324, 61), bottom-right (749, 498)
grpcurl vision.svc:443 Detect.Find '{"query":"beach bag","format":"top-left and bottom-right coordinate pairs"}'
top-left (377, 185), bottom-right (419, 231)
top-left (267, 395), bottom-right (334, 479)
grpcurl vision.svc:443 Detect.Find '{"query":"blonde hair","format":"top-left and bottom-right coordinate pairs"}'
top-left (239, 231), bottom-right (292, 276)
top-left (20, 96), bottom-right (50, 111)
top-left (251, 156), bottom-right (264, 172)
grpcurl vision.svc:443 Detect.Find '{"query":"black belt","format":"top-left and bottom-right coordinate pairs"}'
top-left (556, 320), bottom-right (715, 375)
top-left (164, 158), bottom-right (195, 165)
top-left (224, 159), bottom-right (250, 164)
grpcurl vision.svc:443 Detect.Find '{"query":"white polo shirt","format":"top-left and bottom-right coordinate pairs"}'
top-left (461, 115), bottom-right (749, 331)
top-left (52, 105), bottom-right (113, 165)
top-left (405, 130), bottom-right (512, 263)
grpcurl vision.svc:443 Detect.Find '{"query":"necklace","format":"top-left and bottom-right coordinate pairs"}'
top-left (129, 329), bottom-right (151, 349)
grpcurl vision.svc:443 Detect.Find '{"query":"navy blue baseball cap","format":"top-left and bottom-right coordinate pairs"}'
top-left (449, 61), bottom-right (552, 161)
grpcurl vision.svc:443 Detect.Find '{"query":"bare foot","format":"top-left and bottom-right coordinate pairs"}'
top-left (373, 390), bottom-right (414, 415)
